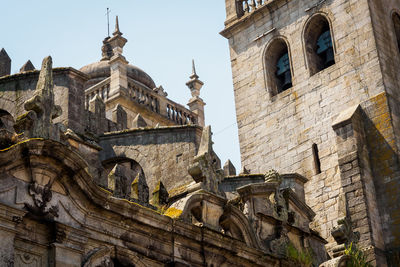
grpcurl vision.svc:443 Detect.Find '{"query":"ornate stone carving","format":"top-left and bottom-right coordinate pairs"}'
top-left (331, 216), bottom-right (360, 246)
top-left (24, 182), bottom-right (59, 220)
top-left (264, 169), bottom-right (282, 184)
top-left (188, 126), bottom-right (223, 195)
top-left (14, 56), bottom-right (62, 140)
top-left (82, 247), bottom-right (114, 267)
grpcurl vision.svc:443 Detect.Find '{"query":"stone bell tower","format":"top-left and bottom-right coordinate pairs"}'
top-left (221, 0), bottom-right (400, 265)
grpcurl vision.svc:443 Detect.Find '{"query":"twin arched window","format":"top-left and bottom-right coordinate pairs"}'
top-left (266, 14), bottom-right (335, 96)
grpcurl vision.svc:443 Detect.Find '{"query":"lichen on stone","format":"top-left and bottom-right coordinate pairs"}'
top-left (164, 207), bottom-right (183, 219)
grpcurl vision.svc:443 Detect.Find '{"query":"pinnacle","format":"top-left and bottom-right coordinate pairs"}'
top-left (113, 16), bottom-right (122, 36)
top-left (0, 48), bottom-right (10, 59)
top-left (20, 60), bottom-right (35, 72)
top-left (190, 59), bottom-right (199, 79)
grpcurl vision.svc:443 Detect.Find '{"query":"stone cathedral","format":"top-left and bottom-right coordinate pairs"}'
top-left (0, 0), bottom-right (400, 266)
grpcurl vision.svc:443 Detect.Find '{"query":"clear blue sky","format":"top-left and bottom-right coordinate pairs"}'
top-left (1, 1), bottom-right (242, 171)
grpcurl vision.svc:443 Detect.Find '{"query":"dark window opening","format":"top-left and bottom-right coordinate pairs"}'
top-left (316, 26), bottom-right (335, 69)
top-left (312, 143), bottom-right (321, 174)
top-left (304, 15), bottom-right (335, 75)
top-left (265, 38), bottom-right (293, 96)
top-left (276, 52), bottom-right (292, 92)
top-left (393, 13), bottom-right (400, 54)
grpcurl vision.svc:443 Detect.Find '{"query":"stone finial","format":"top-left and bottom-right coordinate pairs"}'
top-left (191, 59), bottom-right (198, 79)
top-left (151, 181), bottom-right (169, 206)
top-left (188, 126), bottom-right (224, 195)
top-left (186, 60), bottom-right (204, 98)
top-left (264, 169), bottom-right (282, 184)
top-left (101, 37), bottom-right (113, 61)
top-left (130, 171), bottom-right (149, 204)
top-left (0, 48), bottom-right (11, 77)
top-left (112, 104), bottom-right (127, 130)
top-left (197, 125), bottom-right (213, 157)
top-left (132, 113), bottom-right (147, 128)
top-left (223, 159), bottom-right (236, 176)
top-left (113, 16), bottom-right (122, 36)
top-left (186, 60), bottom-right (205, 126)
top-left (19, 60), bottom-right (35, 72)
top-left (107, 16), bottom-right (128, 98)
top-left (108, 16), bottom-right (127, 57)
top-left (239, 166), bottom-right (250, 175)
top-left (89, 94), bottom-right (106, 134)
top-left (153, 85), bottom-right (168, 97)
top-left (14, 56), bottom-right (62, 140)
top-left (331, 217), bottom-right (360, 246)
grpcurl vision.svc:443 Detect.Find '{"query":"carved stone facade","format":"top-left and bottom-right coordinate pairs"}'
top-left (0, 18), bottom-right (328, 267)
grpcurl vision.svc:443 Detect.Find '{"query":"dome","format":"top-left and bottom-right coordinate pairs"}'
top-left (80, 60), bottom-right (156, 89)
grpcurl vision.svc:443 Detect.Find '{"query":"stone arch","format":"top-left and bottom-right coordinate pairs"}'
top-left (262, 36), bottom-right (294, 97)
top-left (180, 193), bottom-right (216, 224)
top-left (0, 109), bottom-right (16, 149)
top-left (102, 156), bottom-right (149, 203)
top-left (219, 205), bottom-right (260, 249)
top-left (111, 147), bottom-right (149, 183)
top-left (392, 11), bottom-right (400, 54)
top-left (114, 247), bottom-right (148, 267)
top-left (303, 12), bottom-right (335, 75)
top-left (0, 100), bottom-right (17, 118)
top-left (179, 194), bottom-right (259, 249)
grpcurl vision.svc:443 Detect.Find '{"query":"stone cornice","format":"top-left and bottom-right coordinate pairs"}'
top-left (0, 67), bottom-right (89, 83)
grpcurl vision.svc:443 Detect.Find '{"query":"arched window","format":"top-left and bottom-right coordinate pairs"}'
top-left (264, 38), bottom-right (293, 96)
top-left (304, 14), bottom-right (335, 75)
top-left (392, 12), bottom-right (400, 54)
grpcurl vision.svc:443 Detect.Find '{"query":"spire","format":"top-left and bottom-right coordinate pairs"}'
top-left (191, 59), bottom-right (199, 79)
top-left (186, 59), bottom-right (204, 98)
top-left (19, 60), bottom-right (35, 73)
top-left (186, 60), bottom-right (205, 126)
top-left (113, 16), bottom-right (122, 36)
top-left (0, 48), bottom-right (11, 77)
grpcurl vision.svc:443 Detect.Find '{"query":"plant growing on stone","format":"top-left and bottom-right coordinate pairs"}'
top-left (344, 242), bottom-right (372, 267)
top-left (286, 242), bottom-right (314, 267)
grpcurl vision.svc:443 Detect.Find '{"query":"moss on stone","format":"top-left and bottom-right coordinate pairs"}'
top-left (164, 207), bottom-right (183, 219)
top-left (0, 138), bottom-right (43, 152)
top-left (16, 112), bottom-right (30, 121)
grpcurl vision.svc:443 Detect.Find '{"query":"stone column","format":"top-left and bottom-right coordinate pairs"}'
top-left (49, 223), bottom-right (88, 267)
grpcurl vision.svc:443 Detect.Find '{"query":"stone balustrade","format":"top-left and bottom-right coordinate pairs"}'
top-left (127, 81), bottom-right (196, 125)
top-left (85, 77), bottom-right (111, 109)
top-left (166, 102), bottom-right (196, 125)
top-left (237, 0), bottom-right (269, 17)
top-left (128, 82), bottom-right (160, 113)
top-left (85, 78), bottom-right (197, 126)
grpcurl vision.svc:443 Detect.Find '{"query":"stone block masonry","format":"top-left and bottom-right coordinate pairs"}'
top-left (222, 0), bottom-right (400, 263)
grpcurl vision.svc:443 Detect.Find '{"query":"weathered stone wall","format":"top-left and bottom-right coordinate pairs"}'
top-left (367, 0), bottom-right (400, 254)
top-left (0, 139), bottom-right (278, 267)
top-left (99, 126), bottom-right (202, 195)
top-left (222, 0), bottom-right (399, 253)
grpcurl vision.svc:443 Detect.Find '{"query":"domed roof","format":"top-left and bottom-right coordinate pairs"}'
top-left (80, 60), bottom-right (156, 89)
